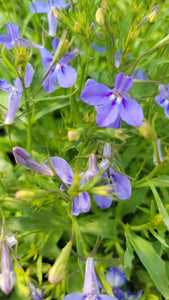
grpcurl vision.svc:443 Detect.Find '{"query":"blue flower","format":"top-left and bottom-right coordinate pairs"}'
top-left (105, 266), bottom-right (142, 300)
top-left (94, 143), bottom-right (132, 209)
top-left (0, 22), bottom-right (42, 50)
top-left (30, 0), bottom-right (69, 36)
top-left (0, 63), bottom-right (34, 125)
top-left (29, 282), bottom-right (43, 300)
top-left (40, 38), bottom-right (78, 93)
top-left (155, 84), bottom-right (169, 118)
top-left (63, 257), bottom-right (118, 300)
top-left (80, 73), bottom-right (144, 128)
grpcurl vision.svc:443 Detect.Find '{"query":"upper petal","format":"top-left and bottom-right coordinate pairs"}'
top-left (111, 172), bottom-right (131, 200)
top-left (24, 63), bottom-right (34, 88)
top-left (120, 98), bottom-right (143, 126)
top-left (52, 37), bottom-right (60, 53)
top-left (40, 47), bottom-right (53, 68)
top-left (0, 79), bottom-right (12, 92)
top-left (0, 34), bottom-right (12, 47)
top-left (62, 294), bottom-right (84, 300)
top-left (95, 101), bottom-right (119, 127)
top-left (30, 1), bottom-right (49, 13)
top-left (7, 22), bottom-right (20, 41)
top-left (4, 90), bottom-right (22, 124)
top-left (45, 157), bottom-right (74, 186)
top-left (60, 49), bottom-right (78, 64)
top-left (100, 295), bottom-right (118, 300)
top-left (42, 67), bottom-right (58, 93)
top-left (81, 82), bottom-right (111, 106)
top-left (72, 192), bottom-right (91, 216)
top-left (164, 103), bottom-right (169, 119)
top-left (115, 73), bottom-right (125, 90)
top-left (57, 64), bottom-right (77, 88)
top-left (120, 76), bottom-right (133, 94)
top-left (159, 84), bottom-right (168, 98)
top-left (47, 10), bottom-right (58, 36)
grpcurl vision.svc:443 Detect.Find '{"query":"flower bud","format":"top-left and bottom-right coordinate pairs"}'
top-left (74, 22), bottom-right (81, 33)
top-left (90, 185), bottom-right (113, 196)
top-left (48, 240), bottom-right (72, 284)
top-left (68, 130), bottom-right (80, 141)
top-left (29, 282), bottom-right (43, 300)
top-left (52, 7), bottom-right (63, 21)
top-left (139, 121), bottom-right (156, 140)
top-left (95, 8), bottom-right (105, 26)
top-left (83, 257), bottom-right (99, 296)
top-left (103, 143), bottom-right (111, 158)
top-left (148, 5), bottom-right (159, 23)
top-left (13, 147), bottom-right (53, 176)
top-left (15, 189), bottom-right (45, 201)
top-left (0, 242), bottom-right (16, 295)
top-left (89, 22), bottom-right (97, 33)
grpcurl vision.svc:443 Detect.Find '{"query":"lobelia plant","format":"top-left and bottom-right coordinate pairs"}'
top-left (155, 84), bottom-right (169, 118)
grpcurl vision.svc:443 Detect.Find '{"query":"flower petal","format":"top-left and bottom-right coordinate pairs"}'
top-left (4, 91), bottom-right (22, 124)
top-left (105, 266), bottom-right (127, 288)
top-left (42, 66), bottom-right (57, 93)
top-left (7, 22), bottom-right (20, 41)
top-left (48, 10), bottom-right (58, 36)
top-left (83, 257), bottom-right (100, 296)
top-left (120, 98), bottom-right (143, 126)
top-left (24, 63), bottom-right (34, 88)
top-left (63, 294), bottom-right (84, 300)
top-left (0, 79), bottom-right (12, 92)
top-left (57, 64), bottom-right (77, 88)
top-left (115, 73), bottom-right (125, 90)
top-left (100, 295), bottom-right (118, 300)
top-left (81, 82), bottom-right (111, 106)
top-left (120, 76), bottom-right (133, 94)
top-left (72, 192), bottom-right (91, 215)
top-left (106, 114), bottom-right (121, 129)
top-left (164, 103), bottom-right (169, 119)
top-left (60, 49), bottom-right (78, 64)
top-left (95, 101), bottom-right (119, 127)
top-left (40, 48), bottom-right (53, 68)
top-left (111, 172), bottom-right (131, 200)
top-left (30, 1), bottom-right (49, 13)
top-left (94, 194), bottom-right (113, 209)
top-left (52, 37), bottom-right (60, 52)
top-left (0, 34), bottom-right (12, 47)
top-left (45, 157), bottom-right (74, 186)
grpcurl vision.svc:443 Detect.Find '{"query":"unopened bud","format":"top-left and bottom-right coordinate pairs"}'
top-left (52, 7), bottom-right (63, 21)
top-left (74, 22), bottom-right (81, 33)
top-left (90, 185), bottom-right (113, 196)
top-left (103, 143), bottom-right (111, 158)
top-left (148, 6), bottom-right (159, 23)
top-left (48, 240), bottom-right (72, 284)
top-left (15, 189), bottom-right (45, 201)
top-left (29, 282), bottom-right (43, 300)
top-left (139, 121), bottom-right (156, 140)
top-left (13, 147), bottom-right (53, 176)
top-left (89, 22), bottom-right (97, 33)
top-left (68, 130), bottom-right (80, 141)
top-left (101, 0), bottom-right (108, 10)
top-left (96, 8), bottom-right (105, 26)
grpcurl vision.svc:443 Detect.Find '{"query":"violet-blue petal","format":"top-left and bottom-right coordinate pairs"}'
top-left (159, 84), bottom-right (168, 98)
top-left (26, 159), bottom-right (53, 175)
top-left (106, 114), bottom-right (121, 129)
top-left (40, 47), bottom-right (53, 68)
top-left (105, 267), bottom-right (127, 288)
top-left (0, 34), bottom-right (12, 47)
top-left (81, 82), bottom-right (111, 106)
top-left (45, 157), bottom-right (74, 185)
top-left (123, 290), bottom-right (143, 300)
top-left (83, 257), bottom-right (99, 296)
top-left (114, 50), bottom-right (120, 68)
top-left (154, 95), bottom-right (166, 107)
top-left (30, 1), bottom-right (49, 13)
top-left (112, 287), bottom-right (125, 299)
top-left (7, 22), bottom-right (20, 41)
top-left (120, 76), bottom-right (133, 94)
top-left (111, 172), bottom-right (131, 200)
top-left (91, 43), bottom-right (106, 53)
top-left (48, 9), bottom-right (58, 36)
top-left (164, 103), bottom-right (169, 119)
top-left (52, 37), bottom-right (60, 52)
top-left (24, 63), bottom-right (34, 88)
top-left (63, 294), bottom-right (84, 300)
top-left (100, 295), bottom-right (118, 300)
top-left (94, 194), bottom-right (113, 209)
top-left (0, 79), bottom-right (12, 92)
top-left (120, 98), bottom-right (143, 126)
top-left (84, 78), bottom-right (99, 88)
top-left (60, 49), bottom-right (78, 64)
top-left (4, 90), bottom-right (22, 124)
top-left (14, 77), bottom-right (23, 92)
top-left (72, 192), bottom-right (91, 216)
top-left (115, 73), bottom-right (125, 90)
top-left (96, 101), bottom-right (119, 127)
top-left (57, 64), bottom-right (77, 88)
top-left (0, 271), bottom-right (17, 295)
top-left (42, 66), bottom-right (58, 93)
top-left (103, 143), bottom-right (111, 158)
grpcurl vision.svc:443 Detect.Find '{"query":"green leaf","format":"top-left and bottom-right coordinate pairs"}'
top-left (126, 230), bottom-right (169, 298)
top-left (148, 180), bottom-right (169, 230)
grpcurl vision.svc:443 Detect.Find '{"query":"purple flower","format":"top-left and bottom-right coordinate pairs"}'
top-left (94, 143), bottom-right (131, 209)
top-left (63, 257), bottom-right (118, 300)
top-left (114, 50), bottom-right (120, 68)
top-left (29, 282), bottom-right (43, 300)
top-left (0, 22), bottom-right (42, 50)
top-left (13, 147), bottom-right (54, 176)
top-left (153, 139), bottom-right (164, 165)
top-left (40, 38), bottom-right (78, 93)
top-left (155, 84), bottom-right (169, 118)
top-left (0, 242), bottom-right (16, 295)
top-left (132, 69), bottom-right (146, 80)
top-left (80, 72), bottom-right (144, 128)
top-left (30, 0), bottom-right (69, 36)
top-left (105, 267), bottom-right (142, 300)
top-left (45, 157), bottom-right (91, 215)
top-left (0, 64), bottom-right (34, 125)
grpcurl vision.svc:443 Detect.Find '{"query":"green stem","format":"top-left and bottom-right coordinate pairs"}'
top-left (23, 85), bottom-right (32, 152)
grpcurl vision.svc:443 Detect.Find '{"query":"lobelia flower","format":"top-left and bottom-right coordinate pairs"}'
top-left (0, 241), bottom-right (17, 295)
top-left (29, 282), bottom-right (43, 300)
top-left (155, 84), bottom-right (169, 118)
top-left (44, 157), bottom-right (91, 215)
top-left (0, 63), bottom-right (34, 125)
top-left (0, 22), bottom-right (42, 50)
top-left (13, 147), bottom-right (54, 176)
top-left (153, 139), bottom-right (164, 166)
top-left (80, 72), bottom-right (143, 129)
top-left (94, 143), bottom-right (131, 209)
top-left (63, 257), bottom-right (118, 300)
top-left (105, 266), bottom-right (142, 300)
top-left (30, 0), bottom-right (69, 36)
top-left (40, 37), bottom-right (78, 93)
